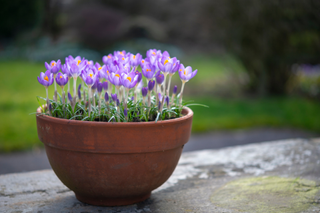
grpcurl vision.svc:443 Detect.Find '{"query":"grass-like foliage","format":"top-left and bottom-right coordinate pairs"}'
top-left (37, 89), bottom-right (185, 123)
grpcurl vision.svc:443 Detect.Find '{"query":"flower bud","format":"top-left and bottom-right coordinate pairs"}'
top-left (155, 71), bottom-right (164, 85)
top-left (78, 84), bottom-right (81, 99)
top-left (135, 71), bottom-right (142, 83)
top-left (68, 92), bottom-right (73, 102)
top-left (97, 82), bottom-right (103, 93)
top-left (141, 87), bottom-right (148, 97)
top-left (148, 80), bottom-right (155, 91)
top-left (173, 85), bottom-right (177, 94)
top-left (111, 93), bottom-right (117, 102)
top-left (124, 108), bottom-right (128, 117)
top-left (104, 92), bottom-right (109, 102)
top-left (165, 96), bottom-right (169, 107)
top-left (102, 81), bottom-right (108, 90)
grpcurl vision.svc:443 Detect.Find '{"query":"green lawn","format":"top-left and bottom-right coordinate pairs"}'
top-left (0, 60), bottom-right (319, 152)
top-left (186, 97), bottom-right (320, 133)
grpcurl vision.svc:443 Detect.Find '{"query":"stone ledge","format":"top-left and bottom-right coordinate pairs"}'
top-left (1, 139), bottom-right (320, 213)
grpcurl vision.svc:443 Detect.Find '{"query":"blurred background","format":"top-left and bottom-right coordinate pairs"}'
top-left (1, 0), bottom-right (320, 153)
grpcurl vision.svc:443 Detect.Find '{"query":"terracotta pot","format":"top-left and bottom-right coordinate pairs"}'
top-left (36, 107), bottom-right (193, 206)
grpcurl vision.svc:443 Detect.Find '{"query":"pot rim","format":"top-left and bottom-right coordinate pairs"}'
top-left (36, 106), bottom-right (193, 127)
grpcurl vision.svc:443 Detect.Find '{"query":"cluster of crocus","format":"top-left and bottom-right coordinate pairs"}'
top-left (37, 49), bottom-right (197, 122)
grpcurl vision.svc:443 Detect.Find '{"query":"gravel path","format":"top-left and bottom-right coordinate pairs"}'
top-left (0, 127), bottom-right (319, 175)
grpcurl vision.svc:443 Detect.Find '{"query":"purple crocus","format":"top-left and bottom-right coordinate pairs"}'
top-left (111, 93), bottom-right (117, 102)
top-left (140, 58), bottom-right (148, 68)
top-left (102, 81), bottom-right (108, 91)
top-left (178, 64), bottom-right (198, 83)
top-left (45, 60), bottom-right (61, 74)
top-left (130, 53), bottom-right (142, 67)
top-left (142, 87), bottom-right (148, 97)
top-left (148, 80), bottom-right (155, 91)
top-left (78, 84), bottom-right (82, 100)
top-left (178, 64), bottom-right (197, 106)
top-left (165, 96), bottom-right (169, 108)
top-left (121, 72), bottom-right (138, 89)
top-left (81, 68), bottom-right (98, 87)
top-left (146, 49), bottom-right (162, 58)
top-left (56, 73), bottom-right (68, 88)
top-left (142, 64), bottom-right (157, 80)
top-left (104, 92), bottom-right (109, 102)
top-left (135, 71), bottom-right (142, 83)
top-left (114, 50), bottom-right (126, 58)
top-left (172, 85), bottom-right (177, 94)
top-left (37, 70), bottom-right (54, 113)
top-left (124, 108), bottom-right (128, 117)
top-left (37, 70), bottom-right (54, 87)
top-left (102, 54), bottom-right (113, 65)
top-left (68, 92), bottom-right (73, 103)
top-left (155, 71), bottom-right (164, 85)
top-left (171, 85), bottom-right (178, 106)
top-left (109, 71), bottom-right (123, 89)
top-left (97, 82), bottom-right (104, 93)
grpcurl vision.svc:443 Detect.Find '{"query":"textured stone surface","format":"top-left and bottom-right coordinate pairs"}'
top-left (1, 138), bottom-right (320, 212)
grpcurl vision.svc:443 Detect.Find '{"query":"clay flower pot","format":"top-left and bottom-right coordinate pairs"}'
top-left (36, 106), bottom-right (193, 206)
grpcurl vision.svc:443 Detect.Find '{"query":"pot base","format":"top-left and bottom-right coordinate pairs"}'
top-left (75, 192), bottom-right (151, 206)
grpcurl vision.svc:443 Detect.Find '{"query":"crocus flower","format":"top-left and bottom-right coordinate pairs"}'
top-left (130, 53), bottom-right (142, 67)
top-left (114, 50), bottom-right (126, 58)
top-left (105, 92), bottom-right (109, 102)
top-left (173, 85), bottom-right (178, 94)
top-left (141, 87), bottom-right (148, 97)
top-left (140, 58), bottom-right (148, 68)
top-left (97, 82), bottom-right (104, 94)
top-left (102, 54), bottom-right (113, 65)
top-left (68, 92), bottom-right (73, 103)
top-left (135, 71), bottom-right (142, 83)
top-left (78, 84), bottom-right (82, 100)
top-left (121, 72), bottom-right (138, 89)
top-left (56, 73), bottom-right (68, 88)
top-left (82, 68), bottom-right (98, 87)
top-left (165, 96), bottom-right (169, 108)
top-left (37, 70), bottom-right (54, 113)
top-left (37, 70), bottom-right (54, 87)
top-left (178, 64), bottom-right (198, 83)
top-left (178, 64), bottom-right (197, 106)
top-left (142, 64), bottom-right (157, 80)
top-left (109, 71), bottom-right (123, 89)
top-left (86, 60), bottom-right (94, 67)
top-left (124, 108), bottom-right (128, 117)
top-left (146, 49), bottom-right (162, 58)
top-left (102, 81), bottom-right (108, 91)
top-left (155, 71), bottom-right (164, 85)
top-left (141, 87), bottom-right (148, 105)
top-left (171, 85), bottom-right (178, 106)
top-left (61, 64), bottom-right (72, 103)
top-left (45, 60), bottom-right (61, 74)
top-left (148, 80), bottom-right (155, 91)
top-left (111, 93), bottom-right (117, 102)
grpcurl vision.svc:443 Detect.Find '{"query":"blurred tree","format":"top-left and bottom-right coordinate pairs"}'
top-left (0, 0), bottom-right (42, 39)
top-left (211, 0), bottom-right (320, 96)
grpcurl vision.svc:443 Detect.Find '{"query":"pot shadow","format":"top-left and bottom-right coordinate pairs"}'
top-left (38, 192), bottom-right (155, 212)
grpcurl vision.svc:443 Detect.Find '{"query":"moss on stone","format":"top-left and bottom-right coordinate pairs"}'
top-left (210, 176), bottom-right (319, 213)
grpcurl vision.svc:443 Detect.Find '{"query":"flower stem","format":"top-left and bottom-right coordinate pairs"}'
top-left (67, 79), bottom-right (70, 104)
top-left (45, 87), bottom-right (51, 115)
top-left (88, 87), bottom-right (92, 117)
top-left (92, 90), bottom-right (96, 107)
top-left (54, 74), bottom-right (57, 102)
top-left (166, 74), bottom-right (173, 97)
top-left (179, 82), bottom-right (186, 106)
top-left (73, 77), bottom-right (77, 103)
